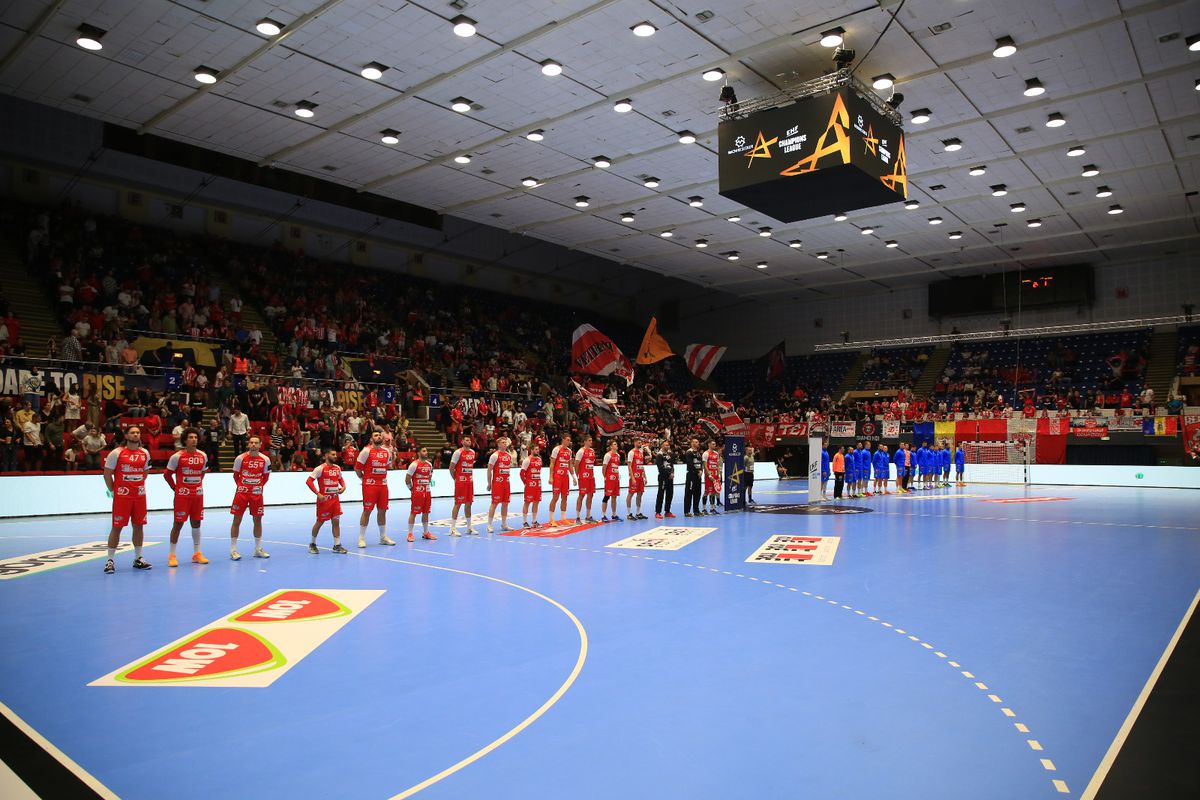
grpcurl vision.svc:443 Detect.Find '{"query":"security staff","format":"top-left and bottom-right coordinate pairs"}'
top-left (683, 437), bottom-right (703, 517)
top-left (654, 441), bottom-right (675, 519)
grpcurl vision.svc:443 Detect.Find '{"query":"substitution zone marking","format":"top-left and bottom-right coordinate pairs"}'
top-left (0, 542), bottom-right (159, 580)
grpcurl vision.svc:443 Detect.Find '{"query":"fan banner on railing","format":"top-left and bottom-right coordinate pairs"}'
top-left (1184, 416), bottom-right (1200, 454)
top-left (713, 396), bottom-right (747, 433)
top-left (1143, 416), bottom-right (1179, 436)
top-left (1071, 417), bottom-right (1109, 438)
top-left (571, 380), bottom-right (624, 436)
top-left (856, 420), bottom-right (882, 441)
top-left (830, 421), bottom-right (857, 438)
top-left (746, 424), bottom-right (777, 449)
top-left (1109, 414), bottom-right (1145, 432)
top-left (977, 420), bottom-right (1008, 440)
top-left (912, 421), bottom-right (934, 444)
top-left (571, 324), bottom-right (634, 386)
top-left (1036, 417), bottom-right (1069, 436)
top-left (934, 420), bottom-right (957, 442)
top-left (882, 420), bottom-right (901, 439)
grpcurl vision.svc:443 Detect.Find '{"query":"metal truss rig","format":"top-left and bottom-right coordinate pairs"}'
top-left (717, 67), bottom-right (902, 126)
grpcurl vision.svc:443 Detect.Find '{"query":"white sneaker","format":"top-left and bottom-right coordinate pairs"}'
top-left (449, 527), bottom-right (462, 537)
top-left (500, 523), bottom-right (512, 531)
top-left (466, 528), bottom-right (479, 536)
top-left (357, 536), bottom-right (367, 548)
top-left (379, 534), bottom-right (396, 546)
top-left (230, 549), bottom-right (241, 561)
top-left (254, 547), bottom-right (269, 559)
top-left (486, 525), bottom-right (494, 534)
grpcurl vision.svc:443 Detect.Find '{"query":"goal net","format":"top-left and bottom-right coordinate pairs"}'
top-left (963, 438), bottom-right (1033, 485)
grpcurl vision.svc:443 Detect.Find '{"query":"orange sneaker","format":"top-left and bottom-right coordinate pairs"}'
top-left (191, 552), bottom-right (209, 565)
top-left (168, 553), bottom-right (179, 568)
top-left (407, 533), bottom-right (414, 542)
top-left (422, 532), bottom-right (438, 540)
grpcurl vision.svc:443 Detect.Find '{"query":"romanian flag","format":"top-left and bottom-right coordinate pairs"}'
top-left (1143, 416), bottom-right (1179, 436)
top-left (635, 317), bottom-right (675, 365)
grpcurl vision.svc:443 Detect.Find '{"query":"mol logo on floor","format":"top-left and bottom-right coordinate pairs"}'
top-left (90, 589), bottom-right (383, 688)
top-left (746, 535), bottom-right (841, 566)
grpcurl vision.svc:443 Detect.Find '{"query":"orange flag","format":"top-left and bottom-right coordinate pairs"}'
top-left (636, 317), bottom-right (675, 364)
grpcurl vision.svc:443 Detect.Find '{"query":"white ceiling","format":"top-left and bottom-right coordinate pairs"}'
top-left (0, 0), bottom-right (1197, 301)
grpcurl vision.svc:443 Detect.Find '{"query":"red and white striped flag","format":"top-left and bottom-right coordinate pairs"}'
top-left (684, 343), bottom-right (726, 381)
top-left (712, 395), bottom-right (747, 433)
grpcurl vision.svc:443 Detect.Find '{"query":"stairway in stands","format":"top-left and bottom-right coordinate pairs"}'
top-left (0, 239), bottom-right (62, 357)
top-left (406, 417), bottom-right (448, 452)
top-left (834, 351), bottom-right (870, 398)
top-left (205, 270), bottom-right (279, 357)
top-left (913, 346), bottom-right (952, 397)
top-left (1143, 329), bottom-right (1179, 404)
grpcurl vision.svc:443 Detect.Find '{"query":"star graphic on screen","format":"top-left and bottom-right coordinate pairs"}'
top-left (745, 131), bottom-right (778, 166)
top-left (862, 124), bottom-right (879, 156)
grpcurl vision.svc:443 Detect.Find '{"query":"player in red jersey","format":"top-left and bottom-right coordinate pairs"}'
top-left (573, 434), bottom-right (598, 524)
top-left (486, 437), bottom-right (515, 533)
top-left (548, 433), bottom-right (575, 525)
top-left (600, 440), bottom-right (621, 522)
top-left (102, 425), bottom-right (152, 573)
top-left (163, 427), bottom-right (209, 567)
top-left (625, 437), bottom-right (649, 520)
top-left (355, 429), bottom-right (396, 548)
top-left (307, 448), bottom-right (348, 554)
top-left (703, 439), bottom-right (722, 515)
top-left (449, 435), bottom-right (478, 536)
top-left (230, 435), bottom-right (271, 560)
top-left (405, 446), bottom-right (437, 542)
top-left (520, 441), bottom-right (544, 528)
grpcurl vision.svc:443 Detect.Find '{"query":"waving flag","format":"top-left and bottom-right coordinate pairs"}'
top-left (636, 317), bottom-right (675, 364)
top-left (572, 380), bottom-right (624, 435)
top-left (684, 343), bottom-right (727, 380)
top-left (757, 340), bottom-right (786, 381)
top-left (713, 395), bottom-right (747, 433)
top-left (571, 324), bottom-right (634, 386)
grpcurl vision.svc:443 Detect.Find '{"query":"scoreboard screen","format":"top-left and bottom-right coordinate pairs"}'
top-left (928, 264), bottom-right (1094, 317)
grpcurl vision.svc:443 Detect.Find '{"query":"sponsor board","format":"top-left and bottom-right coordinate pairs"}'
top-left (747, 503), bottom-right (872, 515)
top-left (0, 541), bottom-right (158, 580)
top-left (500, 520), bottom-right (603, 539)
top-left (605, 526), bottom-right (717, 551)
top-left (746, 535), bottom-right (840, 566)
top-left (90, 589), bottom-right (383, 687)
top-left (980, 497), bottom-right (1072, 504)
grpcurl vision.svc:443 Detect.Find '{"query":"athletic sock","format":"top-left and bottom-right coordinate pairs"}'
top-left (107, 547), bottom-right (115, 559)
top-left (378, 523), bottom-right (386, 539)
top-left (192, 529), bottom-right (202, 552)
top-left (169, 541), bottom-right (177, 557)
top-left (360, 525), bottom-right (368, 539)
top-left (332, 534), bottom-right (340, 545)
top-left (134, 545), bottom-right (143, 559)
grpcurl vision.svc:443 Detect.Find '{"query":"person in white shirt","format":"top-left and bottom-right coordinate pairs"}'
top-left (229, 409), bottom-right (249, 452)
top-left (72, 424), bottom-right (108, 469)
top-left (63, 387), bottom-right (82, 423)
top-left (172, 423), bottom-right (186, 450)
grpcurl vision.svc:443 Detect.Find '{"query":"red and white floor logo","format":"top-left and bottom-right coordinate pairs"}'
top-left (90, 589), bottom-right (383, 688)
top-left (746, 535), bottom-right (841, 566)
top-left (500, 520), bottom-right (604, 538)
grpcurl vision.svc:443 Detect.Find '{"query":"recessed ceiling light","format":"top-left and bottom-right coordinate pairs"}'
top-left (255, 18), bottom-right (283, 37)
top-left (1095, 186), bottom-right (1113, 198)
top-left (990, 184), bottom-right (1008, 197)
top-left (632, 21), bottom-right (657, 37)
top-left (702, 67), bottom-right (726, 82)
top-left (816, 252), bottom-right (830, 259)
top-left (820, 27), bottom-right (845, 48)
top-left (1081, 164), bottom-right (1100, 177)
top-left (193, 66), bottom-right (219, 84)
top-left (592, 156), bottom-right (611, 168)
top-left (453, 154), bottom-right (471, 164)
top-left (620, 212), bottom-right (636, 222)
top-left (1107, 204), bottom-right (1124, 214)
top-left (928, 216), bottom-right (943, 225)
top-left (910, 108), bottom-right (931, 125)
top-left (688, 196), bottom-right (704, 207)
top-left (380, 129), bottom-right (401, 145)
top-left (1045, 111), bottom-right (1067, 128)
top-left (677, 130), bottom-right (697, 144)
top-left (788, 240), bottom-right (803, 248)
top-left (948, 231), bottom-right (963, 240)
top-left (726, 251), bottom-right (740, 261)
top-left (521, 177), bottom-right (539, 187)
top-left (695, 239), bottom-right (708, 248)
top-left (1195, 77), bottom-right (1200, 91)
top-left (968, 165), bottom-right (987, 176)
top-left (294, 101), bottom-right (317, 118)
top-left (450, 97), bottom-right (473, 113)
top-left (1010, 202), bottom-right (1026, 212)
top-left (574, 196), bottom-right (590, 208)
top-left (834, 212), bottom-right (848, 221)
top-left (1187, 34), bottom-right (1200, 51)
top-left (1067, 144), bottom-right (1087, 157)
top-left (451, 15), bottom-right (477, 37)
top-left (885, 240), bottom-right (899, 248)
top-left (1027, 218), bottom-right (1042, 227)
top-left (756, 261), bottom-right (768, 269)
top-left (860, 227), bottom-right (874, 235)
top-left (993, 36), bottom-right (1017, 58)
top-left (942, 138), bottom-right (963, 152)
top-left (613, 98), bottom-right (633, 113)
top-left (872, 73), bottom-right (896, 90)
top-left (1023, 78), bottom-right (1046, 97)
top-left (540, 59), bottom-right (563, 77)
top-left (904, 200), bottom-right (920, 210)
top-left (525, 129), bottom-right (545, 141)
top-left (75, 23), bottom-right (106, 50)
top-left (727, 215), bottom-right (741, 222)
top-left (643, 177), bottom-right (660, 188)
top-left (659, 229), bottom-right (674, 237)
top-left (758, 227), bottom-right (773, 237)
top-left (360, 62), bottom-right (387, 80)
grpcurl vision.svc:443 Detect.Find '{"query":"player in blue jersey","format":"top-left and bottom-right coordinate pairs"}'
top-left (918, 442), bottom-right (931, 489)
top-left (955, 442), bottom-right (966, 486)
top-left (940, 442), bottom-right (952, 486)
top-left (873, 444), bottom-right (889, 495)
top-left (894, 443), bottom-right (908, 493)
top-left (858, 443), bottom-right (872, 496)
top-left (845, 444), bottom-right (858, 497)
top-left (820, 443), bottom-right (831, 500)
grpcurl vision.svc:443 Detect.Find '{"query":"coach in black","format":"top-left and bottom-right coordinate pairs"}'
top-left (683, 437), bottom-right (703, 517)
top-left (654, 440), bottom-right (675, 518)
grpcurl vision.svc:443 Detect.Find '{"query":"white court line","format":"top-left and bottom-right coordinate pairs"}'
top-left (412, 548), bottom-right (453, 557)
top-left (1080, 587), bottom-right (1200, 800)
top-left (872, 508), bottom-right (1200, 533)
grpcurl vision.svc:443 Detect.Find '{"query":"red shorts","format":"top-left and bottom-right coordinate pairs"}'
top-left (316, 496), bottom-right (342, 521)
top-left (410, 491), bottom-right (431, 515)
top-left (552, 473), bottom-right (570, 495)
top-left (705, 477), bottom-right (720, 495)
top-left (454, 479), bottom-right (474, 505)
top-left (523, 483), bottom-right (542, 502)
top-left (578, 477), bottom-right (595, 497)
top-left (491, 482), bottom-right (511, 504)
top-left (231, 490), bottom-right (264, 517)
top-left (173, 494), bottom-right (204, 524)
top-left (628, 473), bottom-right (645, 495)
top-left (362, 483), bottom-right (389, 512)
top-left (112, 494), bottom-right (148, 529)
top-left (604, 478), bottom-right (620, 497)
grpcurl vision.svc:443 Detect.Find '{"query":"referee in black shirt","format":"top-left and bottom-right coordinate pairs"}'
top-left (654, 441), bottom-right (675, 518)
top-left (683, 437), bottom-right (703, 517)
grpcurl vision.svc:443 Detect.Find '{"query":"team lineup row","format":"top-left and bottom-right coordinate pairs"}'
top-left (98, 425), bottom-right (736, 573)
top-left (820, 440), bottom-right (967, 499)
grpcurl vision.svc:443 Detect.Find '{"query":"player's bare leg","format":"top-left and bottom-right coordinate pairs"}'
top-left (449, 502), bottom-right (462, 536)
top-left (252, 516), bottom-right (268, 558)
top-left (230, 513), bottom-right (244, 560)
top-left (376, 507), bottom-right (394, 545)
top-left (358, 506), bottom-right (371, 547)
top-left (463, 503), bottom-right (476, 534)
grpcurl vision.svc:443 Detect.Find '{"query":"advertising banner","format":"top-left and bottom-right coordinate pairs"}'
top-left (723, 435), bottom-right (747, 511)
top-left (1, 364), bottom-right (165, 400)
top-left (1071, 417), bottom-right (1109, 438)
top-left (830, 421), bottom-right (856, 439)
